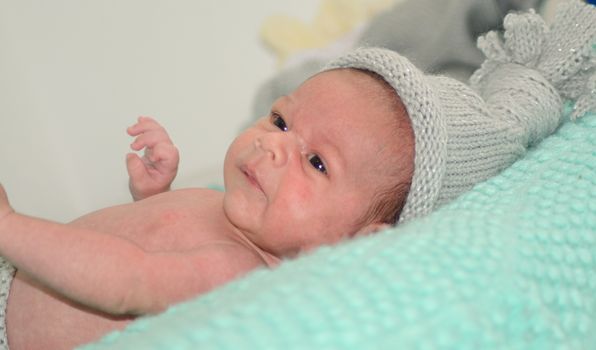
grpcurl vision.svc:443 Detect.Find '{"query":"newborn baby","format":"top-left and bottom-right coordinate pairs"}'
top-left (0, 2), bottom-right (593, 349)
top-left (0, 68), bottom-right (413, 350)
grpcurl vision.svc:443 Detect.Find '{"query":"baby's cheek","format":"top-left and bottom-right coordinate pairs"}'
top-left (277, 181), bottom-right (314, 217)
top-left (293, 182), bottom-right (314, 202)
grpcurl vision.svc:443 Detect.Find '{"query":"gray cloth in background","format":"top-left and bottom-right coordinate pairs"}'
top-left (251, 0), bottom-right (543, 120)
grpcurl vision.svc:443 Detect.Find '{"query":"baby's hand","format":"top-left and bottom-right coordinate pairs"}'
top-left (126, 116), bottom-right (180, 201)
top-left (0, 183), bottom-right (14, 223)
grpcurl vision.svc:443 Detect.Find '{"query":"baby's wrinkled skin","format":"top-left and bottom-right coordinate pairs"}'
top-left (0, 68), bottom-right (412, 350)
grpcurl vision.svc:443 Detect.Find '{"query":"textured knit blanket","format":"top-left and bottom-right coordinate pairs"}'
top-left (82, 111), bottom-right (596, 349)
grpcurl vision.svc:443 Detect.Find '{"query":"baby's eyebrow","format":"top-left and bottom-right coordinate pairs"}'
top-left (270, 95), bottom-right (292, 113)
top-left (280, 95), bottom-right (293, 106)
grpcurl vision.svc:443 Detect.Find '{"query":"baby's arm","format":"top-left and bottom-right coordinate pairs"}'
top-left (126, 116), bottom-right (179, 201)
top-left (0, 184), bottom-right (261, 315)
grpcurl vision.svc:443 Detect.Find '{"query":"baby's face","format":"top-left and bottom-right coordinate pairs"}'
top-left (223, 69), bottom-right (405, 257)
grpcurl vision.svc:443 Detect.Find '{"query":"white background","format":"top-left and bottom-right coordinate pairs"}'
top-left (0, 1), bottom-right (319, 222)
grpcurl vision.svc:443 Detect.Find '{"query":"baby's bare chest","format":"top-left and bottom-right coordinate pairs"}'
top-left (70, 189), bottom-right (229, 251)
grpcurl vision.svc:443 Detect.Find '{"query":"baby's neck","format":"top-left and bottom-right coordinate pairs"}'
top-left (223, 227), bottom-right (282, 268)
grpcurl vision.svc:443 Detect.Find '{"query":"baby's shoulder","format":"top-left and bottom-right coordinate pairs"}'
top-left (157, 187), bottom-right (225, 214)
top-left (169, 187), bottom-right (224, 199)
top-left (178, 240), bottom-right (267, 289)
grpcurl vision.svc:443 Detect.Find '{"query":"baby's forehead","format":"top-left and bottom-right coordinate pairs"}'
top-left (312, 68), bottom-right (391, 91)
top-left (315, 69), bottom-right (412, 170)
top-left (288, 68), bottom-right (406, 130)
top-left (288, 72), bottom-right (398, 126)
top-left (290, 71), bottom-right (408, 169)
top-left (296, 68), bottom-right (399, 107)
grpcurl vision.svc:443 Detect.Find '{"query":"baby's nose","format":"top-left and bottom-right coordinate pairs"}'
top-left (255, 132), bottom-right (301, 167)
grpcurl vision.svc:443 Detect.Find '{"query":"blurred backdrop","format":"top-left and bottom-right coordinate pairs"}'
top-left (0, 1), bottom-right (323, 221)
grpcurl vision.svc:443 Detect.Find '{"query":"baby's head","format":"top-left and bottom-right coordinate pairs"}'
top-left (224, 37), bottom-right (575, 257)
top-left (223, 66), bottom-right (414, 257)
top-left (224, 4), bottom-right (594, 257)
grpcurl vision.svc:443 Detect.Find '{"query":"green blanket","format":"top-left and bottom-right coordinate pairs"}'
top-left (83, 111), bottom-right (596, 349)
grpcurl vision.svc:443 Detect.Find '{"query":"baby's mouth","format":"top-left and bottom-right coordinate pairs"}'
top-left (242, 167), bottom-right (264, 193)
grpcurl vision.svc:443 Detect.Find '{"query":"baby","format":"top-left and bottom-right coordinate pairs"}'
top-left (0, 2), bottom-right (594, 349)
top-left (0, 64), bottom-right (414, 350)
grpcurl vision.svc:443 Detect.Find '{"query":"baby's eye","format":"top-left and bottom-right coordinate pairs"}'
top-left (271, 113), bottom-right (288, 131)
top-left (308, 154), bottom-right (327, 175)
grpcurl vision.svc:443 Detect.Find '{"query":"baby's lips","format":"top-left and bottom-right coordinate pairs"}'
top-left (241, 165), bottom-right (265, 194)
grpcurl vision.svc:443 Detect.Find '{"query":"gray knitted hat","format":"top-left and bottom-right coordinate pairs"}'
top-left (326, 0), bottom-right (595, 223)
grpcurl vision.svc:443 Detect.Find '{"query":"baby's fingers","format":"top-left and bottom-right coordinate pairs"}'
top-left (127, 116), bottom-right (164, 136)
top-left (126, 153), bottom-right (147, 181)
top-left (149, 143), bottom-right (180, 168)
top-left (130, 129), bottom-right (173, 152)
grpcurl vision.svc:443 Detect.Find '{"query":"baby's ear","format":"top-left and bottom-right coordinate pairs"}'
top-left (353, 222), bottom-right (391, 238)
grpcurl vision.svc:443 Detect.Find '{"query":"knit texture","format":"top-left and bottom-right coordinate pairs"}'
top-left (327, 0), bottom-right (596, 223)
top-left (81, 107), bottom-right (596, 349)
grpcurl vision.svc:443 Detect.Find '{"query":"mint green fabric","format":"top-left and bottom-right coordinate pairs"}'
top-left (82, 111), bottom-right (596, 349)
